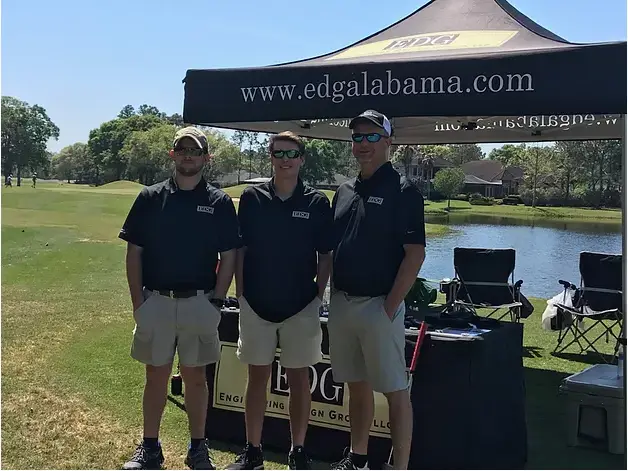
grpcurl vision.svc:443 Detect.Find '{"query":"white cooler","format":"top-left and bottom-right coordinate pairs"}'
top-left (559, 364), bottom-right (625, 454)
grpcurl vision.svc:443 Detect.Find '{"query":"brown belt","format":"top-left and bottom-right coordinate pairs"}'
top-left (152, 289), bottom-right (211, 299)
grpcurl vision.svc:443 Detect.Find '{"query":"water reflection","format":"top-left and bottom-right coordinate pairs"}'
top-left (425, 213), bottom-right (622, 234)
top-left (422, 215), bottom-right (622, 299)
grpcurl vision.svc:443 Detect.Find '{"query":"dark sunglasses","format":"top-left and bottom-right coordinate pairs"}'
top-left (351, 133), bottom-right (386, 143)
top-left (272, 149), bottom-right (302, 159)
top-left (175, 148), bottom-right (204, 157)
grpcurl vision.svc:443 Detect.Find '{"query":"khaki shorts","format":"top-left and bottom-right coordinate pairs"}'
top-left (236, 296), bottom-right (323, 369)
top-left (328, 291), bottom-right (407, 393)
top-left (131, 289), bottom-right (221, 367)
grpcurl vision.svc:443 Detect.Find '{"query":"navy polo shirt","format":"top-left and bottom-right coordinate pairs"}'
top-left (331, 162), bottom-right (426, 297)
top-left (239, 179), bottom-right (333, 323)
top-left (119, 177), bottom-right (240, 291)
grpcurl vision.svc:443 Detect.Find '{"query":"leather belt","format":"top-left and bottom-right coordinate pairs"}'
top-left (152, 289), bottom-right (211, 299)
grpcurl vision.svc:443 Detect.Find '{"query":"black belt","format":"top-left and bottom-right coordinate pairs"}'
top-left (151, 289), bottom-right (211, 299)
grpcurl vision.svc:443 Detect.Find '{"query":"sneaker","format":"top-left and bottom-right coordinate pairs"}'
top-left (184, 440), bottom-right (215, 470)
top-left (122, 442), bottom-right (165, 470)
top-left (226, 443), bottom-right (264, 470)
top-left (288, 446), bottom-right (312, 470)
top-left (331, 448), bottom-right (369, 470)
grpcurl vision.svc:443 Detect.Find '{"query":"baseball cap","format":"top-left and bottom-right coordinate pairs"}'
top-left (173, 126), bottom-right (209, 153)
top-left (349, 109), bottom-right (393, 137)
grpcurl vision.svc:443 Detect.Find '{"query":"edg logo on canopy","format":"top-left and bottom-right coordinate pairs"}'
top-left (327, 31), bottom-right (518, 60)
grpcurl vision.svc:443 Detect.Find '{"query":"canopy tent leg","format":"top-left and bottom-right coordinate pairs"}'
top-left (622, 115), bottom-right (626, 388)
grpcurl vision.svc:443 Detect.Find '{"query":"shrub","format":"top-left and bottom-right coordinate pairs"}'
top-left (518, 187), bottom-right (620, 208)
top-left (502, 195), bottom-right (523, 205)
top-left (469, 194), bottom-right (495, 206)
top-left (452, 193), bottom-right (469, 201)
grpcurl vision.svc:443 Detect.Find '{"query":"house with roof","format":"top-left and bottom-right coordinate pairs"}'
top-left (461, 160), bottom-right (524, 197)
top-left (393, 155), bottom-right (455, 180)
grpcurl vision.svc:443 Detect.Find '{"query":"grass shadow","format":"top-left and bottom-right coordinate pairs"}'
top-left (167, 395), bottom-right (186, 412)
top-left (208, 440), bottom-right (330, 470)
top-left (524, 367), bottom-right (625, 469)
top-left (523, 346), bottom-right (544, 358)
top-left (551, 351), bottom-right (617, 365)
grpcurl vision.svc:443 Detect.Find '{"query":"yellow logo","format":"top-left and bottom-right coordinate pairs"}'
top-left (326, 30), bottom-right (518, 60)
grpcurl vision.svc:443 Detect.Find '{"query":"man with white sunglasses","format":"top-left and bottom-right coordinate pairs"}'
top-left (328, 110), bottom-right (426, 470)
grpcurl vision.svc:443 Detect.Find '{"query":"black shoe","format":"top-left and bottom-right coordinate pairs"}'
top-left (122, 442), bottom-right (165, 470)
top-left (288, 446), bottom-right (312, 470)
top-left (226, 443), bottom-right (264, 470)
top-left (185, 439), bottom-right (215, 470)
top-left (331, 448), bottom-right (369, 470)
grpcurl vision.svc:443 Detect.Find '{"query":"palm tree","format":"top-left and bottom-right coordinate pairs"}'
top-left (420, 153), bottom-right (435, 200)
top-left (392, 145), bottom-right (417, 178)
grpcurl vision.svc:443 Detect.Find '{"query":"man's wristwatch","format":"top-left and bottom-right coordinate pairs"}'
top-left (209, 298), bottom-right (224, 309)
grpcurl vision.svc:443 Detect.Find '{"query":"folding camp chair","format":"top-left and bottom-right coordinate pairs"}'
top-left (553, 252), bottom-right (623, 362)
top-left (449, 247), bottom-right (524, 322)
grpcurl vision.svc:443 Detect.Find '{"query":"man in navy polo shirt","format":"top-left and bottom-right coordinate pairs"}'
top-left (329, 111), bottom-right (426, 470)
top-left (120, 126), bottom-right (239, 470)
top-left (228, 131), bottom-right (333, 470)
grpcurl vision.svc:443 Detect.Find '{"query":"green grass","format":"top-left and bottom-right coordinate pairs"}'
top-left (424, 199), bottom-right (622, 223)
top-left (1, 183), bottom-right (624, 470)
top-left (224, 183), bottom-right (621, 224)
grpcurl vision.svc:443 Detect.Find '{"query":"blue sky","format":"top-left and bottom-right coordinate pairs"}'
top-left (2, 0), bottom-right (626, 156)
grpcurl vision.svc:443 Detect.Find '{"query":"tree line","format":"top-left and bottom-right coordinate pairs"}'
top-left (1, 97), bottom-right (360, 187)
top-left (1, 95), bottom-right (622, 208)
top-left (392, 140), bottom-right (622, 208)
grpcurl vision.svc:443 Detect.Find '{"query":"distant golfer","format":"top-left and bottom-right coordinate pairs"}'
top-left (119, 126), bottom-right (240, 470)
top-left (5, 174), bottom-right (12, 188)
top-left (32, 172), bottom-right (37, 188)
top-left (328, 110), bottom-right (426, 470)
top-left (228, 131), bottom-right (333, 470)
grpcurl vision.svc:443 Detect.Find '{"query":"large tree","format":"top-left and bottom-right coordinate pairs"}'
top-left (121, 124), bottom-right (176, 185)
top-left (488, 144), bottom-right (529, 167)
top-left (204, 130), bottom-right (244, 183)
top-left (301, 139), bottom-right (344, 185)
top-left (1, 96), bottom-right (60, 185)
top-left (521, 145), bottom-right (555, 207)
top-left (447, 144), bottom-right (484, 165)
top-left (52, 142), bottom-right (95, 183)
top-left (87, 114), bottom-right (163, 182)
top-left (433, 167), bottom-right (465, 210)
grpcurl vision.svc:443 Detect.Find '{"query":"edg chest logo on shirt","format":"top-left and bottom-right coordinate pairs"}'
top-left (197, 205), bottom-right (214, 214)
top-left (292, 210), bottom-right (310, 219)
top-left (367, 196), bottom-right (384, 205)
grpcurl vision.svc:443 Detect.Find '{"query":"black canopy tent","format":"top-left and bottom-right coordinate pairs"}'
top-left (182, 0), bottom-right (626, 144)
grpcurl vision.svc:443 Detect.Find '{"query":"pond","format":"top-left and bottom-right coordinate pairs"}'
top-left (421, 214), bottom-right (623, 300)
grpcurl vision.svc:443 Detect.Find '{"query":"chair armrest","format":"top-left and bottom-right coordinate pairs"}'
top-left (558, 279), bottom-right (576, 290)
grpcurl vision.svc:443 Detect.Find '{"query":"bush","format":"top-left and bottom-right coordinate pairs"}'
top-left (502, 194), bottom-right (523, 205)
top-left (452, 193), bottom-right (469, 201)
top-left (469, 194), bottom-right (495, 206)
top-left (517, 187), bottom-right (621, 208)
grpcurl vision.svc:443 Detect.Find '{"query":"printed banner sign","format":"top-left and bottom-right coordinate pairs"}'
top-left (213, 342), bottom-right (392, 438)
top-left (326, 30), bottom-right (518, 60)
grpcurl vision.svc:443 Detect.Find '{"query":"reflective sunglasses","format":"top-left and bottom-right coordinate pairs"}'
top-left (272, 149), bottom-right (302, 159)
top-left (351, 132), bottom-right (388, 142)
top-left (351, 133), bottom-right (385, 143)
top-left (175, 148), bottom-right (205, 157)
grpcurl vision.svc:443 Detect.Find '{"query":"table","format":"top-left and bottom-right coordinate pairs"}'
top-left (205, 310), bottom-right (527, 469)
